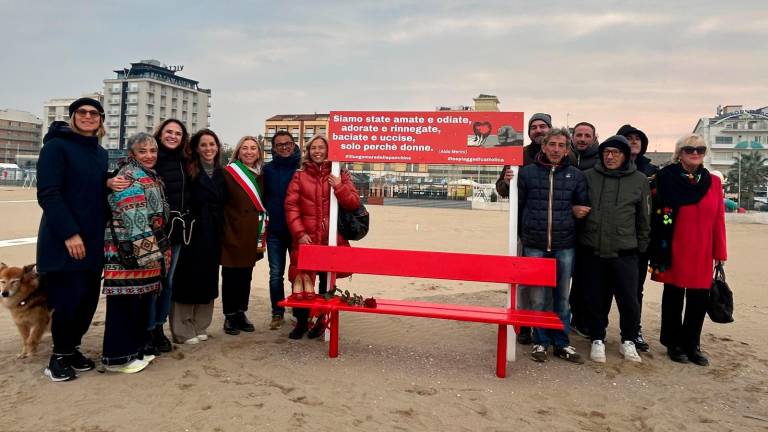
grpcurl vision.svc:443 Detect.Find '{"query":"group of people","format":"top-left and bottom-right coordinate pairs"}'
top-left (496, 113), bottom-right (727, 366)
top-left (34, 98), bottom-right (725, 382)
top-left (35, 97), bottom-right (359, 381)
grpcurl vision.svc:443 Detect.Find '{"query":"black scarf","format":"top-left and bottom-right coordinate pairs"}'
top-left (649, 163), bottom-right (712, 273)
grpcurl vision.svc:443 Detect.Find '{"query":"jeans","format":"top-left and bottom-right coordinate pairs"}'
top-left (102, 293), bottom-right (152, 366)
top-left (148, 244), bottom-right (180, 330)
top-left (523, 247), bottom-right (574, 349)
top-left (267, 232), bottom-right (292, 316)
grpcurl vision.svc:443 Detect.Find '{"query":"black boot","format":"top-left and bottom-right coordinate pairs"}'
top-left (152, 325), bottom-right (173, 353)
top-left (224, 314), bottom-right (240, 335)
top-left (667, 346), bottom-right (689, 363)
top-left (289, 320), bottom-right (308, 340)
top-left (516, 326), bottom-right (532, 345)
top-left (686, 347), bottom-right (709, 366)
top-left (237, 311), bottom-right (255, 332)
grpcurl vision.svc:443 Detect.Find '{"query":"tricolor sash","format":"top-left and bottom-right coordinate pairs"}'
top-left (225, 160), bottom-right (269, 249)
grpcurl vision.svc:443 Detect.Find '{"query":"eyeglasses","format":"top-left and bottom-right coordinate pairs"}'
top-left (602, 149), bottom-right (623, 157)
top-left (274, 141), bottom-right (295, 148)
top-left (75, 109), bottom-right (102, 118)
top-left (681, 146), bottom-right (707, 155)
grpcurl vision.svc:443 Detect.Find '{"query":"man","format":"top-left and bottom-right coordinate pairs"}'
top-left (617, 124), bottom-right (657, 352)
top-left (567, 121), bottom-right (600, 339)
top-left (263, 131), bottom-right (301, 330)
top-left (495, 112), bottom-right (553, 345)
top-left (518, 127), bottom-right (589, 363)
top-left (579, 135), bottom-right (650, 363)
top-left (568, 122), bottom-right (600, 170)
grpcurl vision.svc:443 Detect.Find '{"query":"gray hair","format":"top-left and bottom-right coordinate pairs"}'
top-left (543, 127), bottom-right (571, 145)
top-left (127, 132), bottom-right (158, 153)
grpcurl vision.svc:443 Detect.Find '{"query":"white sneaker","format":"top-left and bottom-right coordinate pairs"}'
top-left (183, 337), bottom-right (200, 345)
top-left (590, 340), bottom-right (606, 363)
top-left (104, 359), bottom-right (149, 374)
top-left (141, 354), bottom-right (156, 363)
top-left (620, 340), bottom-right (643, 363)
top-left (197, 334), bottom-right (208, 341)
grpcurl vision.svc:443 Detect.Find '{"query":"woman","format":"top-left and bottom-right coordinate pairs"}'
top-left (102, 133), bottom-right (171, 373)
top-left (221, 136), bottom-right (267, 335)
top-left (170, 129), bottom-right (226, 344)
top-left (36, 97), bottom-right (110, 381)
top-left (148, 119), bottom-right (191, 353)
top-left (650, 133), bottom-right (727, 366)
top-left (284, 134), bottom-right (360, 339)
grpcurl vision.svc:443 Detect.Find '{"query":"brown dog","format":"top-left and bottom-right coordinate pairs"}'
top-left (0, 263), bottom-right (50, 358)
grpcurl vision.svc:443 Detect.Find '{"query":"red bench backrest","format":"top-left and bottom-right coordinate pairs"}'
top-left (297, 245), bottom-right (556, 287)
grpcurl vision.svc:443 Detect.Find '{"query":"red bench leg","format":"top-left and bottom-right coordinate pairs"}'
top-left (329, 310), bottom-right (339, 358)
top-left (497, 324), bottom-right (507, 378)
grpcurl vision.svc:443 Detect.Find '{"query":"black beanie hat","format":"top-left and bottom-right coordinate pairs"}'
top-left (616, 124), bottom-right (648, 154)
top-left (69, 97), bottom-right (104, 117)
top-left (598, 135), bottom-right (631, 167)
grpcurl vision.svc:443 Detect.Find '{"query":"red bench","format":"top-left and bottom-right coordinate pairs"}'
top-left (278, 244), bottom-right (562, 378)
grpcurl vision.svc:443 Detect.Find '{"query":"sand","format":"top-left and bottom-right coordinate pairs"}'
top-left (0, 187), bottom-right (766, 432)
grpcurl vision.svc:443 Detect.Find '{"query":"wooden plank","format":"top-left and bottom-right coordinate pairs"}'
top-left (296, 245), bottom-right (556, 286)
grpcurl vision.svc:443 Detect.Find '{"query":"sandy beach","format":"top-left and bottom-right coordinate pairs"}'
top-left (0, 186), bottom-right (766, 432)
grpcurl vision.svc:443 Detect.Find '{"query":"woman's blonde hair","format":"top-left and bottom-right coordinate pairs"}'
top-left (68, 115), bottom-right (105, 138)
top-left (672, 133), bottom-right (706, 163)
top-left (230, 135), bottom-right (265, 173)
top-left (302, 134), bottom-right (329, 165)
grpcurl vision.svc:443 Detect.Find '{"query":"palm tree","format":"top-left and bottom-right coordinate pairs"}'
top-left (726, 151), bottom-right (768, 209)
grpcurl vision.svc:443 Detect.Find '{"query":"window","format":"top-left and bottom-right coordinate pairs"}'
top-left (715, 136), bottom-right (733, 144)
top-left (112, 84), bottom-right (120, 92)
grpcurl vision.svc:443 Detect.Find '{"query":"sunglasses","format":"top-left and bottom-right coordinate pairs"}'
top-left (75, 109), bottom-right (102, 118)
top-left (681, 146), bottom-right (707, 155)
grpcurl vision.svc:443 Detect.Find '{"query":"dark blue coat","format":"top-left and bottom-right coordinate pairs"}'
top-left (518, 153), bottom-right (589, 251)
top-left (155, 144), bottom-right (190, 245)
top-left (36, 122), bottom-right (109, 272)
top-left (263, 144), bottom-right (301, 237)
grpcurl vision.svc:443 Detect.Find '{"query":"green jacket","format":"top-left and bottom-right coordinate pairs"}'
top-left (579, 160), bottom-right (651, 258)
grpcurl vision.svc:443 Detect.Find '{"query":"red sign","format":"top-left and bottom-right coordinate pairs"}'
top-left (328, 111), bottom-right (524, 166)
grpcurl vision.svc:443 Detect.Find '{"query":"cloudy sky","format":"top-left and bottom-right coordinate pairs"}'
top-left (2, 0), bottom-right (766, 150)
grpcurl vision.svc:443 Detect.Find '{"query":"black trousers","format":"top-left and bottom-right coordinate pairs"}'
top-left (569, 245), bottom-right (591, 329)
top-left (660, 284), bottom-right (709, 351)
top-left (221, 266), bottom-right (253, 315)
top-left (584, 254), bottom-right (640, 342)
top-left (294, 273), bottom-right (328, 324)
top-left (637, 251), bottom-right (650, 331)
top-left (43, 271), bottom-right (102, 355)
top-left (102, 293), bottom-right (152, 365)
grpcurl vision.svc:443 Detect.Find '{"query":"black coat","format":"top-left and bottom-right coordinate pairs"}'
top-left (569, 144), bottom-right (600, 171)
top-left (495, 142), bottom-right (541, 198)
top-left (155, 144), bottom-right (191, 245)
top-left (36, 122), bottom-right (108, 273)
top-left (518, 153), bottom-right (589, 251)
top-left (635, 155), bottom-right (658, 177)
top-left (172, 166), bottom-right (227, 304)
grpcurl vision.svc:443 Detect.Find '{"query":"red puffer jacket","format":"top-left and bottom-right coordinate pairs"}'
top-left (284, 161), bottom-right (360, 281)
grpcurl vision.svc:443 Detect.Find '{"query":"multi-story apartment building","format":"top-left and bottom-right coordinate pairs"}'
top-left (103, 60), bottom-right (211, 163)
top-left (694, 104), bottom-right (768, 174)
top-left (42, 92), bottom-right (104, 140)
top-left (0, 109), bottom-right (42, 164)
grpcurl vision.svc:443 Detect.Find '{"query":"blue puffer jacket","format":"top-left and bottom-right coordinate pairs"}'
top-left (263, 144), bottom-right (301, 237)
top-left (518, 153), bottom-right (589, 251)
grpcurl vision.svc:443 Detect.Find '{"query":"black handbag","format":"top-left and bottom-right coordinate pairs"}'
top-left (708, 262), bottom-right (734, 324)
top-left (338, 203), bottom-right (369, 241)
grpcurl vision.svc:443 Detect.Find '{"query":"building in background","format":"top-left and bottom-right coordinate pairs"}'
top-left (695, 104), bottom-right (768, 173)
top-left (0, 109), bottom-right (42, 165)
top-left (264, 114), bottom-right (329, 159)
top-left (103, 59), bottom-right (211, 164)
top-left (42, 92), bottom-right (104, 141)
